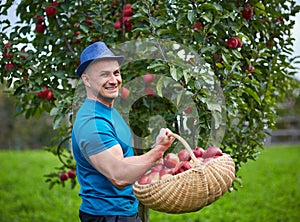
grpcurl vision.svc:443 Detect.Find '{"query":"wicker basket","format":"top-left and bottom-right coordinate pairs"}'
top-left (132, 133), bottom-right (236, 214)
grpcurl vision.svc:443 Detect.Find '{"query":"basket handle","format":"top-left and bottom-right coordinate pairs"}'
top-left (169, 133), bottom-right (201, 166)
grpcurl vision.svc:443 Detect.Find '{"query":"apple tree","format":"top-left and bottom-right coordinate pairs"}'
top-left (1, 0), bottom-right (299, 193)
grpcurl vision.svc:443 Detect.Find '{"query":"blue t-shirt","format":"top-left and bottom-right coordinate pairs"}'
top-left (72, 98), bottom-right (139, 216)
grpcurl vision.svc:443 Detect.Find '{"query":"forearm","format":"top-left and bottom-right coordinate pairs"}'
top-left (109, 145), bottom-right (165, 186)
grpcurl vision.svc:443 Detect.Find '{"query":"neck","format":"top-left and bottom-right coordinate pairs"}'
top-left (86, 95), bottom-right (114, 108)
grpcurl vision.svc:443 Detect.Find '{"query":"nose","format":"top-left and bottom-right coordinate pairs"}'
top-left (107, 74), bottom-right (120, 85)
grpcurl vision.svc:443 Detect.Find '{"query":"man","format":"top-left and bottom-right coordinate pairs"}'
top-left (72, 41), bottom-right (174, 222)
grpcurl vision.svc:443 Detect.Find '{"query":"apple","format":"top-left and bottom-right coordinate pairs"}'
top-left (227, 37), bottom-right (238, 49)
top-left (235, 37), bottom-right (243, 47)
top-left (193, 23), bottom-right (203, 32)
top-left (174, 161), bottom-right (193, 174)
top-left (114, 20), bottom-right (121, 29)
top-left (59, 172), bottom-right (69, 181)
top-left (178, 149), bottom-right (191, 161)
top-left (241, 4), bottom-right (253, 20)
top-left (37, 16), bottom-right (45, 24)
top-left (144, 87), bottom-right (155, 97)
top-left (45, 5), bottom-right (56, 17)
top-left (124, 3), bottom-right (132, 9)
top-left (4, 63), bottom-right (15, 71)
top-left (67, 170), bottom-right (76, 179)
top-left (151, 163), bottom-right (164, 172)
top-left (147, 171), bottom-right (160, 183)
top-left (35, 23), bottom-right (45, 33)
top-left (120, 87), bottom-right (130, 99)
top-left (202, 146), bottom-right (223, 159)
top-left (247, 65), bottom-right (255, 73)
top-left (197, 157), bottom-right (205, 162)
top-left (159, 167), bottom-right (174, 177)
top-left (184, 107), bottom-right (192, 114)
top-left (53, 1), bottom-right (59, 7)
top-left (143, 73), bottom-right (155, 84)
top-left (139, 174), bottom-right (150, 185)
top-left (164, 153), bottom-right (180, 168)
top-left (46, 90), bottom-right (54, 100)
top-left (193, 147), bottom-right (205, 158)
top-left (85, 18), bottom-right (92, 26)
top-left (123, 4), bottom-right (133, 16)
top-left (159, 166), bottom-right (174, 177)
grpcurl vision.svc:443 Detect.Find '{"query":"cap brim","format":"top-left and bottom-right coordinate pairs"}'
top-left (76, 56), bottom-right (125, 77)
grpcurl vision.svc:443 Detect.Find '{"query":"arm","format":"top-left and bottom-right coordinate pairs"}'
top-left (89, 128), bottom-right (174, 189)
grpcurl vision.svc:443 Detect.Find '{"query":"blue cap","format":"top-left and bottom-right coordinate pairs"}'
top-left (76, 42), bottom-right (124, 77)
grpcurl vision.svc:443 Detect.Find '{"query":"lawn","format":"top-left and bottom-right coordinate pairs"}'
top-left (0, 145), bottom-right (299, 222)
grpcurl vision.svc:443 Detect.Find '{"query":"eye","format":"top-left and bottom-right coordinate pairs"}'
top-left (113, 70), bottom-right (120, 76)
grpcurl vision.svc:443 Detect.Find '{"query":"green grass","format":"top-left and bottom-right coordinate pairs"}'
top-left (0, 146), bottom-right (299, 222)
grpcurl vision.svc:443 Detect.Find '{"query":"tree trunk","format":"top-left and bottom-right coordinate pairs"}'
top-left (138, 203), bottom-right (149, 222)
top-left (133, 134), bottom-right (150, 222)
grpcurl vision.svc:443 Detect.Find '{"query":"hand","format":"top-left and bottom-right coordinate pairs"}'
top-left (155, 128), bottom-right (175, 149)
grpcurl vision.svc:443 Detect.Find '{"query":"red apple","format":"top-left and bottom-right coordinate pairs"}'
top-left (235, 37), bottom-right (243, 47)
top-left (114, 20), bottom-right (121, 29)
top-left (193, 147), bottom-right (205, 158)
top-left (241, 4), bottom-right (253, 20)
top-left (164, 153), bottom-right (180, 168)
top-left (125, 3), bottom-right (132, 9)
top-left (227, 37), bottom-right (238, 49)
top-left (184, 107), bottom-right (192, 114)
top-left (247, 65), bottom-right (255, 73)
top-left (123, 5), bottom-right (133, 16)
top-left (159, 167), bottom-right (174, 177)
top-left (144, 87), bottom-right (155, 97)
top-left (143, 73), bottom-right (155, 84)
top-left (45, 5), bottom-right (56, 17)
top-left (151, 163), bottom-right (164, 172)
top-left (139, 174), bottom-right (150, 185)
top-left (59, 172), bottom-right (69, 181)
top-left (197, 157), bottom-right (205, 162)
top-left (178, 149), bottom-right (191, 161)
top-left (202, 146), bottom-right (223, 159)
top-left (174, 161), bottom-right (193, 174)
top-left (147, 171), bottom-right (160, 183)
top-left (67, 170), bottom-right (76, 179)
top-left (85, 18), bottom-right (92, 26)
top-left (120, 87), bottom-right (130, 99)
top-left (193, 23), bottom-right (203, 32)
top-left (46, 90), bottom-right (54, 100)
top-left (4, 63), bottom-right (15, 71)
top-left (53, 1), bottom-right (59, 7)
top-left (37, 16), bottom-right (45, 24)
top-left (35, 23), bottom-right (45, 33)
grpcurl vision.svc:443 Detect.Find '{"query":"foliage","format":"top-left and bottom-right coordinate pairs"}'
top-left (0, 0), bottom-right (300, 188)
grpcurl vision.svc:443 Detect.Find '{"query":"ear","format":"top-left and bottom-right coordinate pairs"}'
top-left (82, 73), bottom-right (91, 87)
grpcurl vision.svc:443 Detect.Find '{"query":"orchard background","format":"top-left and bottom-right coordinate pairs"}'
top-left (1, 0), bottom-right (300, 218)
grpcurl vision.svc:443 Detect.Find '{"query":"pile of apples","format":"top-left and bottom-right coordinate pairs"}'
top-left (138, 146), bottom-right (223, 185)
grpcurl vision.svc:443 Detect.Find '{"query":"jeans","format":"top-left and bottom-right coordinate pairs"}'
top-left (79, 210), bottom-right (142, 222)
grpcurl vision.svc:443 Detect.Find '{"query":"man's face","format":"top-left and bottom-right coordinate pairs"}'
top-left (82, 59), bottom-right (122, 106)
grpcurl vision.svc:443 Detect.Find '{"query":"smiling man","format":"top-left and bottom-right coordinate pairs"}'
top-left (72, 42), bottom-right (174, 222)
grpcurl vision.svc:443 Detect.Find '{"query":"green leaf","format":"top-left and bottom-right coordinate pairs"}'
top-left (187, 10), bottom-right (195, 24)
top-left (244, 88), bottom-right (261, 105)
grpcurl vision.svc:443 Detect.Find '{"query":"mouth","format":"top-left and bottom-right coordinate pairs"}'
top-left (105, 85), bottom-right (119, 92)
